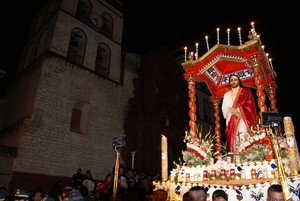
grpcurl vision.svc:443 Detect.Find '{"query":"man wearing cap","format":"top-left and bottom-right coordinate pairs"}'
top-left (212, 189), bottom-right (228, 201)
top-left (13, 189), bottom-right (31, 201)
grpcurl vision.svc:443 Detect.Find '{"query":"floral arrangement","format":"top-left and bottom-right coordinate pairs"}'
top-left (181, 126), bottom-right (215, 166)
top-left (174, 124), bottom-right (289, 167)
top-left (237, 127), bottom-right (288, 162)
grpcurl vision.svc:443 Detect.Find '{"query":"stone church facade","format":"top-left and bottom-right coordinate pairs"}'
top-left (0, 0), bottom-right (138, 192)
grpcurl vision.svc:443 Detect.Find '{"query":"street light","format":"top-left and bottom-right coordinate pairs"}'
top-left (112, 135), bottom-right (125, 151)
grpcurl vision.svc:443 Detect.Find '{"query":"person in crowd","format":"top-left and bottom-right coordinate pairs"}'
top-left (125, 169), bottom-right (135, 184)
top-left (266, 184), bottom-right (293, 201)
top-left (49, 180), bottom-right (63, 201)
top-left (153, 189), bottom-right (167, 201)
top-left (72, 168), bottom-right (84, 189)
top-left (84, 170), bottom-right (94, 181)
top-left (13, 189), bottom-right (31, 201)
top-left (62, 186), bottom-right (72, 201)
top-left (0, 187), bottom-right (10, 201)
top-left (95, 173), bottom-right (113, 201)
top-left (152, 172), bottom-right (161, 183)
top-left (221, 74), bottom-right (258, 154)
top-left (189, 186), bottom-right (207, 201)
top-left (68, 189), bottom-right (84, 201)
top-left (212, 189), bottom-right (227, 201)
top-left (31, 188), bottom-right (45, 201)
top-left (82, 170), bottom-right (95, 198)
top-left (183, 191), bottom-right (191, 201)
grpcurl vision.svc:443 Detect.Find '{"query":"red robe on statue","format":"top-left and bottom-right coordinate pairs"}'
top-left (224, 87), bottom-right (259, 153)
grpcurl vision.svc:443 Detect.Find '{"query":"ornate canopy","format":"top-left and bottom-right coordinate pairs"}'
top-left (181, 37), bottom-right (277, 99)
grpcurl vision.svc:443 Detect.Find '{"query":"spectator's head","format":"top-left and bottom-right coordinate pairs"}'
top-left (183, 191), bottom-right (191, 201)
top-left (31, 188), bottom-right (45, 201)
top-left (212, 189), bottom-right (228, 201)
top-left (189, 186), bottom-right (207, 201)
top-left (267, 184), bottom-right (284, 201)
top-left (13, 189), bottom-right (31, 201)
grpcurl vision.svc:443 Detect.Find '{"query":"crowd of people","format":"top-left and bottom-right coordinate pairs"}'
top-left (0, 168), bottom-right (291, 201)
top-left (0, 166), bottom-right (163, 201)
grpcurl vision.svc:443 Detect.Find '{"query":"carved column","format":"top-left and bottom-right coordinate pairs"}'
top-left (187, 74), bottom-right (197, 137)
top-left (210, 96), bottom-right (221, 154)
top-left (252, 54), bottom-right (267, 113)
top-left (266, 82), bottom-right (278, 112)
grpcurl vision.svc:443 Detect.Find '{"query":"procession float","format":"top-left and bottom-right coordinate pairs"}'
top-left (154, 22), bottom-right (300, 201)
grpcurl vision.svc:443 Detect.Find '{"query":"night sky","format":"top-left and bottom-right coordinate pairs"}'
top-left (2, 0), bottom-right (299, 132)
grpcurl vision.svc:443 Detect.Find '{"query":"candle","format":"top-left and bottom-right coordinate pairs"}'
top-left (250, 21), bottom-right (257, 38)
top-left (205, 36), bottom-right (209, 51)
top-left (195, 43), bottom-right (199, 59)
top-left (237, 27), bottom-right (242, 45)
top-left (203, 170), bottom-right (208, 181)
top-left (251, 169), bottom-right (257, 179)
top-left (210, 158), bottom-right (214, 166)
top-left (269, 58), bottom-right (274, 70)
top-left (230, 168), bottom-right (236, 180)
top-left (227, 28), bottom-right (230, 45)
top-left (131, 151), bottom-right (136, 169)
top-left (216, 28), bottom-right (220, 44)
top-left (184, 46), bottom-right (187, 61)
top-left (211, 170), bottom-right (216, 180)
top-left (161, 134), bottom-right (168, 181)
top-left (263, 168), bottom-right (268, 179)
top-left (190, 52), bottom-right (194, 60)
top-left (226, 156), bottom-right (231, 163)
top-left (220, 169), bottom-right (226, 180)
top-left (251, 21), bottom-right (256, 35)
top-left (274, 168), bottom-right (279, 179)
top-left (241, 170), bottom-right (246, 179)
top-left (235, 156), bottom-right (240, 164)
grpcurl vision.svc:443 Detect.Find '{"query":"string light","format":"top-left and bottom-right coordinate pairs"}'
top-left (184, 46), bottom-right (187, 61)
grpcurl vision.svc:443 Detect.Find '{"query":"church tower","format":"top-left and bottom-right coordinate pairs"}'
top-left (0, 0), bottom-right (137, 191)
